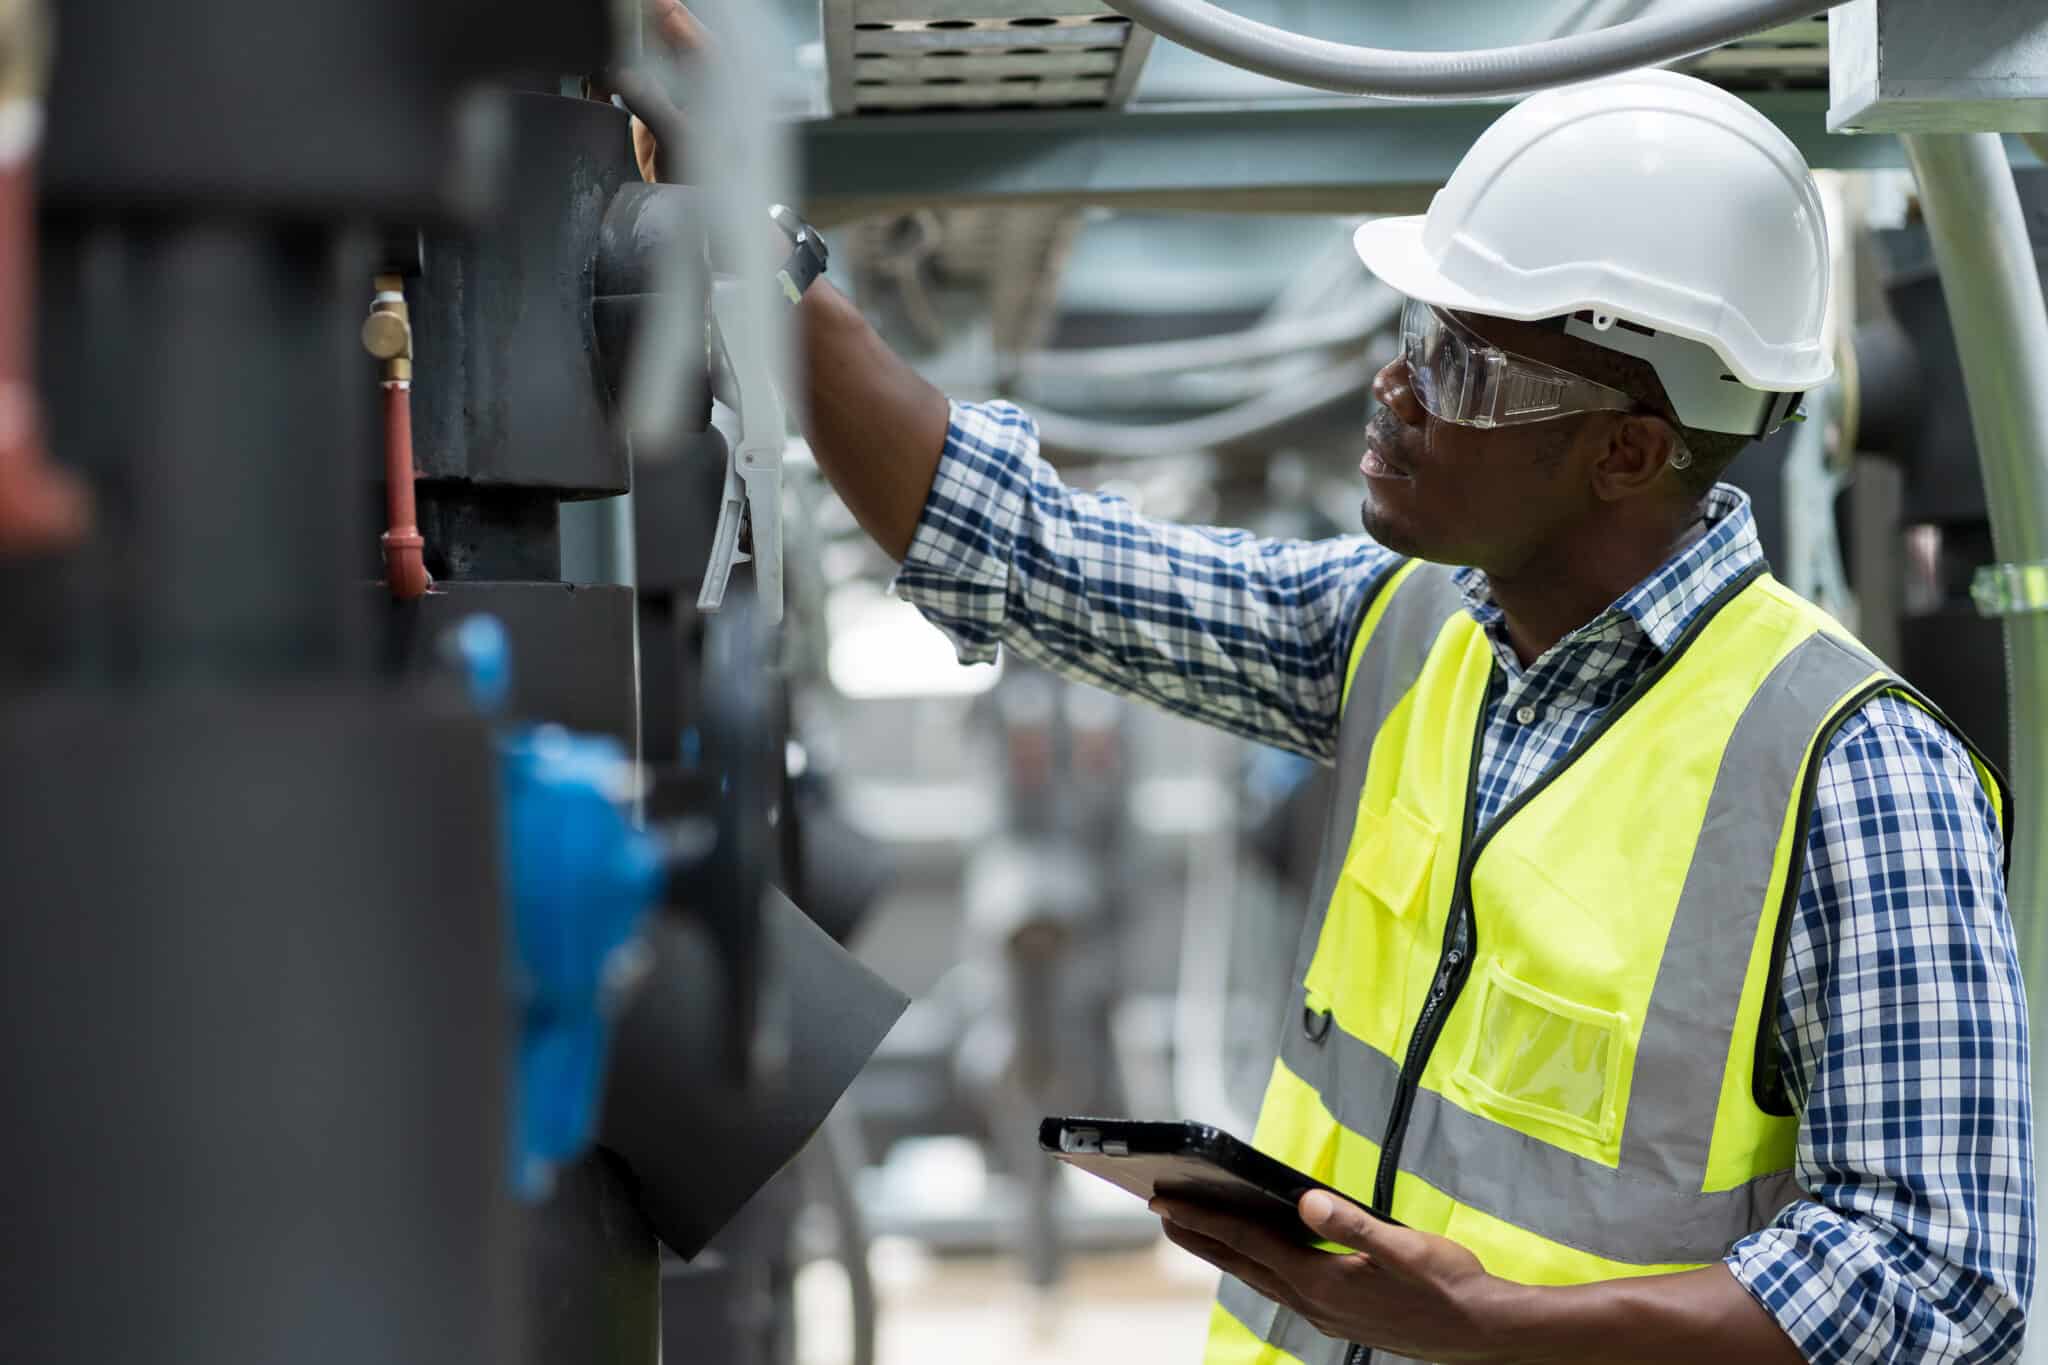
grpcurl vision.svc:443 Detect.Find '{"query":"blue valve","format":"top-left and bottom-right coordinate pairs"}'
top-left (453, 615), bottom-right (666, 1200)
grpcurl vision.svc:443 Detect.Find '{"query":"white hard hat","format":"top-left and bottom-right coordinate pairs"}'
top-left (1354, 69), bottom-right (1831, 437)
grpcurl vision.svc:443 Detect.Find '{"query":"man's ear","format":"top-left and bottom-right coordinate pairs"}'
top-left (1589, 414), bottom-right (1679, 503)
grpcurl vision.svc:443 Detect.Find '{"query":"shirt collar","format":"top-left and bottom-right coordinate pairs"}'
top-left (1451, 484), bottom-right (1763, 660)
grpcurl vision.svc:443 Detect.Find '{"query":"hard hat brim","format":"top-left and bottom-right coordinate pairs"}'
top-left (1352, 216), bottom-right (1831, 393)
top-left (1353, 215), bottom-right (1497, 321)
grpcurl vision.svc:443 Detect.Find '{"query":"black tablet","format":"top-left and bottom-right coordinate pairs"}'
top-left (1039, 1116), bottom-right (1394, 1242)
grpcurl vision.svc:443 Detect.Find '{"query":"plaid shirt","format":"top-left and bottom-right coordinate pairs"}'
top-left (895, 399), bottom-right (2035, 1363)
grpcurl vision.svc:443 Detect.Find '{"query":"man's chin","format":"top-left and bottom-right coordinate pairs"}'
top-left (1359, 495), bottom-right (1419, 556)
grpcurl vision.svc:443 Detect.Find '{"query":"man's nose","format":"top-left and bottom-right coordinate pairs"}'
top-left (1373, 357), bottom-right (1425, 426)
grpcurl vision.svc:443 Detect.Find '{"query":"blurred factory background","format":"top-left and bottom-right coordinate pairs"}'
top-left (4, 2), bottom-right (2046, 1364)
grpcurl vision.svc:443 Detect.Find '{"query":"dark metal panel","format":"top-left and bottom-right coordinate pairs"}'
top-left (41, 1), bottom-right (610, 220)
top-left (656, 1174), bottom-right (804, 1365)
top-left (409, 94), bottom-right (639, 497)
top-left (595, 184), bottom-right (710, 298)
top-left (380, 580), bottom-right (641, 749)
top-left (1880, 168), bottom-right (2048, 527)
top-left (415, 488), bottom-right (567, 583)
top-left (0, 691), bottom-right (515, 1365)
top-left (14, 220), bottom-right (375, 686)
top-left (524, 1150), bottom-right (663, 1365)
top-left (631, 431), bottom-right (729, 599)
top-left (599, 893), bottom-right (909, 1261)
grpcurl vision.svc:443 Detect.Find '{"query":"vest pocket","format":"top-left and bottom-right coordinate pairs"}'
top-left (1454, 957), bottom-right (1627, 1145)
top-left (1341, 797), bottom-right (1438, 920)
top-left (1304, 800), bottom-right (1440, 1053)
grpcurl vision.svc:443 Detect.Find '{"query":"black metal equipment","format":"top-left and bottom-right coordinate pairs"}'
top-left (5, 6), bottom-right (902, 1365)
top-left (1, 4), bottom-right (605, 1363)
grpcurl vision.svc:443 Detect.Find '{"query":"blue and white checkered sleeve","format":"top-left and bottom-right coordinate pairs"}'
top-left (1725, 695), bottom-right (2034, 1364)
top-left (890, 399), bottom-right (1402, 762)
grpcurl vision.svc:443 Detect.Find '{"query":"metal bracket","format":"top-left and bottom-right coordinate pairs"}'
top-left (1971, 560), bottom-right (2048, 618)
top-left (697, 278), bottom-right (786, 624)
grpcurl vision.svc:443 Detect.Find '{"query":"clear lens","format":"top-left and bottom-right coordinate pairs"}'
top-left (1402, 297), bottom-right (1467, 422)
top-left (1398, 299), bottom-right (1637, 432)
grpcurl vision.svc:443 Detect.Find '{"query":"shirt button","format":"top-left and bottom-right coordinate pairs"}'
top-left (1515, 704), bottom-right (1538, 725)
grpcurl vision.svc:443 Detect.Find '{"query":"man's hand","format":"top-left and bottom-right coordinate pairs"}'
top-left (1153, 1190), bottom-right (1519, 1363)
top-left (1155, 1189), bottom-right (1806, 1365)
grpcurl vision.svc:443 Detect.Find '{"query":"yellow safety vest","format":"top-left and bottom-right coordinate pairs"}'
top-left (1204, 559), bottom-right (2007, 1365)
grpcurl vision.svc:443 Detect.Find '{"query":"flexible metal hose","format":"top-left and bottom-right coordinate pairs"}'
top-left (1094, 0), bottom-right (1849, 99)
top-left (1901, 138), bottom-right (2048, 1364)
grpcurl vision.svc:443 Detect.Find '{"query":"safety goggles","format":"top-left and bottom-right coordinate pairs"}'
top-left (1401, 298), bottom-right (1639, 431)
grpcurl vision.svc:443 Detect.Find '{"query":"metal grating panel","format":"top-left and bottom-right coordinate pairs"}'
top-left (823, 0), bottom-right (1156, 116)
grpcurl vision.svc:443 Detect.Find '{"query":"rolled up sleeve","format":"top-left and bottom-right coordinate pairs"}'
top-left (892, 399), bottom-right (1401, 762)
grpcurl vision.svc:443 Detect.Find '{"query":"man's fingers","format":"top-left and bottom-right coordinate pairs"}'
top-left (1298, 1190), bottom-right (1379, 1252)
top-left (1300, 1191), bottom-right (1433, 1273)
top-left (1154, 1199), bottom-right (1307, 1268)
top-left (645, 0), bottom-right (711, 54)
top-left (1159, 1221), bottom-right (1302, 1313)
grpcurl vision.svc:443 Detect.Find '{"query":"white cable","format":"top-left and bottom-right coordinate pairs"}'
top-left (1032, 357), bottom-right (1369, 460)
top-left (1019, 291), bottom-right (1395, 381)
top-left (1095, 0), bottom-right (1849, 99)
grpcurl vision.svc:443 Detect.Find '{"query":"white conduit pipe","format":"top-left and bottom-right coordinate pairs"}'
top-left (1031, 357), bottom-right (1369, 460)
top-left (1094, 0), bottom-right (1850, 99)
top-left (1902, 138), bottom-right (2048, 1365)
top-left (1020, 292), bottom-right (1397, 382)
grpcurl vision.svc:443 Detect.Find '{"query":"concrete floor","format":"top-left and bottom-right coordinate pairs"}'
top-left (798, 1238), bottom-right (1219, 1365)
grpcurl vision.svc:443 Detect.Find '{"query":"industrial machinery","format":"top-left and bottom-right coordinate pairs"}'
top-left (1, 3), bottom-right (900, 1364)
top-left (5, 2), bottom-right (2048, 1364)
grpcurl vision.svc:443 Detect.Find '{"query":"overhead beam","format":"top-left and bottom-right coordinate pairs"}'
top-left (798, 91), bottom-right (2043, 222)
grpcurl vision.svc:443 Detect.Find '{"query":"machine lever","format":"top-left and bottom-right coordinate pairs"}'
top-left (697, 277), bottom-right (785, 623)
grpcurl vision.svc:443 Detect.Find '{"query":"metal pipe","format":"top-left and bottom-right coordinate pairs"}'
top-left (1901, 135), bottom-right (2048, 1360)
top-left (362, 273), bottom-right (430, 600)
top-left (1093, 0), bottom-right (1848, 100)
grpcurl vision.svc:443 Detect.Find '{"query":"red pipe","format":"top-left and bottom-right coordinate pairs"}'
top-left (364, 274), bottom-right (430, 600)
top-left (380, 378), bottom-right (430, 600)
top-left (0, 97), bottom-right (88, 553)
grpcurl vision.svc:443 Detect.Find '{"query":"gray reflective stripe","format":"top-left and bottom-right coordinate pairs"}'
top-left (1217, 1274), bottom-right (1431, 1365)
top-left (1293, 563), bottom-right (1469, 988)
top-left (1619, 632), bottom-right (1882, 1182)
top-left (1276, 1013), bottom-right (1805, 1265)
top-left (1217, 1274), bottom-right (1350, 1365)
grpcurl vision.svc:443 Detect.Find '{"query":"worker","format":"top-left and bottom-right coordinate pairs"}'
top-left (630, 6), bottom-right (2034, 1361)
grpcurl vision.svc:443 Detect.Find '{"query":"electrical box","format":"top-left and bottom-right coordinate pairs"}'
top-left (1829, 0), bottom-right (2048, 133)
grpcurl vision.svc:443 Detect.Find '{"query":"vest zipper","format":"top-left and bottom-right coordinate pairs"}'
top-left (1335, 564), bottom-right (1766, 1365)
top-left (1359, 562), bottom-right (1766, 1231)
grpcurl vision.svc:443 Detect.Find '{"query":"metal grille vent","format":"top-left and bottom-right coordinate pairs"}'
top-left (824, 0), bottom-right (1156, 115)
